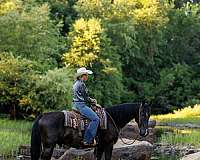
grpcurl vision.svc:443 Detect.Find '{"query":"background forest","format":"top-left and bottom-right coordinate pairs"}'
top-left (0, 0), bottom-right (200, 119)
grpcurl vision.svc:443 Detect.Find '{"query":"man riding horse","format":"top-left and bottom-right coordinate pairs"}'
top-left (72, 67), bottom-right (99, 147)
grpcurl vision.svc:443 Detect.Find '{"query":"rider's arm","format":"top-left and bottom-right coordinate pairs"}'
top-left (81, 82), bottom-right (94, 103)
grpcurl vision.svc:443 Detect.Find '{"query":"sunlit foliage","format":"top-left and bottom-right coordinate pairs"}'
top-left (63, 18), bottom-right (102, 67)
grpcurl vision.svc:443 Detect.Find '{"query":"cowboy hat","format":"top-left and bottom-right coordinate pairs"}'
top-left (75, 67), bottom-right (93, 78)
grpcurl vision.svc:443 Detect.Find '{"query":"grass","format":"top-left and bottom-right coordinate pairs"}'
top-left (158, 126), bottom-right (200, 147)
top-left (0, 118), bottom-right (32, 157)
top-left (152, 104), bottom-right (200, 148)
top-left (0, 118), bottom-right (32, 131)
top-left (152, 104), bottom-right (200, 125)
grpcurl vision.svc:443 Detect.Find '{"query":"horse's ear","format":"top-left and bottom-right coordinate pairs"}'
top-left (142, 99), bottom-right (149, 106)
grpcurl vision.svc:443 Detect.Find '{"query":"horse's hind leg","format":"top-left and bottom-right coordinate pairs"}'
top-left (41, 144), bottom-right (55, 160)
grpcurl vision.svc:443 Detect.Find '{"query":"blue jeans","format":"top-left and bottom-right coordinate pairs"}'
top-left (72, 102), bottom-right (100, 144)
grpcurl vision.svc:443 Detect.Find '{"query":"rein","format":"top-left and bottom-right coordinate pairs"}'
top-left (105, 109), bottom-right (141, 145)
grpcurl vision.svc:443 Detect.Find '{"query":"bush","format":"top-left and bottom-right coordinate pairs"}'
top-left (29, 67), bottom-right (73, 113)
top-left (0, 52), bottom-right (43, 119)
top-left (0, 53), bottom-right (73, 118)
top-left (157, 64), bottom-right (196, 106)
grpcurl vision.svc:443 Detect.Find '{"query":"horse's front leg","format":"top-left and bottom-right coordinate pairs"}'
top-left (94, 145), bottom-right (104, 160)
top-left (41, 144), bottom-right (55, 160)
top-left (104, 143), bottom-right (113, 160)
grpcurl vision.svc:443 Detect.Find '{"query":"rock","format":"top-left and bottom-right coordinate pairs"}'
top-left (120, 120), bottom-right (156, 144)
top-left (112, 139), bottom-right (153, 160)
top-left (57, 148), bottom-right (95, 160)
top-left (153, 143), bottom-right (200, 159)
top-left (181, 151), bottom-right (200, 160)
top-left (57, 139), bottom-right (153, 160)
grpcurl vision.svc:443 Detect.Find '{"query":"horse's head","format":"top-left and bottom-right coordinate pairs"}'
top-left (135, 102), bottom-right (151, 137)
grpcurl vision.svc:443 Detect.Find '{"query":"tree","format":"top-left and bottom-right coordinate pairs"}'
top-left (161, 3), bottom-right (200, 68)
top-left (35, 0), bottom-right (78, 34)
top-left (0, 0), bottom-right (21, 15)
top-left (0, 2), bottom-right (64, 66)
top-left (62, 18), bottom-right (123, 106)
top-left (63, 18), bottom-right (102, 67)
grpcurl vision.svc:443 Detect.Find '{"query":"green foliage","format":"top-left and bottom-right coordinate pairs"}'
top-left (0, 52), bottom-right (73, 117)
top-left (75, 0), bottom-right (139, 62)
top-left (30, 67), bottom-right (73, 112)
top-left (75, 0), bottom-right (170, 103)
top-left (0, 1), bottom-right (64, 66)
top-left (158, 64), bottom-right (199, 106)
top-left (36, 0), bottom-right (78, 34)
top-left (162, 3), bottom-right (200, 67)
top-left (0, 52), bottom-right (43, 118)
top-left (1, 0), bottom-right (200, 116)
top-left (75, 0), bottom-right (137, 20)
top-left (143, 64), bottom-right (200, 111)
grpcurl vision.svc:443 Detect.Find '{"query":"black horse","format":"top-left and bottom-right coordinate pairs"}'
top-left (31, 102), bottom-right (151, 160)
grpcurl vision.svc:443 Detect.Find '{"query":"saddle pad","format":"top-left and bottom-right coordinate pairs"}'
top-left (62, 107), bottom-right (107, 130)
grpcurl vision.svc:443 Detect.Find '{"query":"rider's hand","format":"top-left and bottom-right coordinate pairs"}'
top-left (89, 98), bottom-right (97, 104)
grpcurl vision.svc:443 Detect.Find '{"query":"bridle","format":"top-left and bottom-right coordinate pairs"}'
top-left (138, 103), bottom-right (143, 127)
top-left (105, 103), bottom-right (143, 145)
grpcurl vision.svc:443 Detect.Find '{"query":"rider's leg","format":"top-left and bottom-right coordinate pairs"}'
top-left (79, 105), bottom-right (100, 144)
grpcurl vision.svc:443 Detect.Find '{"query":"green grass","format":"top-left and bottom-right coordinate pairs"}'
top-left (158, 127), bottom-right (200, 147)
top-left (152, 104), bottom-right (200, 148)
top-left (0, 118), bottom-right (32, 156)
top-left (152, 104), bottom-right (200, 125)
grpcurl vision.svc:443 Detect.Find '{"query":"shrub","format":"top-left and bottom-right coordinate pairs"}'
top-left (29, 67), bottom-right (73, 113)
top-left (0, 52), bottom-right (43, 119)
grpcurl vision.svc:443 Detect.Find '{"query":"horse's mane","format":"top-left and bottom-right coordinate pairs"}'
top-left (105, 103), bottom-right (140, 128)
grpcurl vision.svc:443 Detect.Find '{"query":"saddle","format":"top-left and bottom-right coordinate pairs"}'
top-left (62, 104), bottom-right (107, 131)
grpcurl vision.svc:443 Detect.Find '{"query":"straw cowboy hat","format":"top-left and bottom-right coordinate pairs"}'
top-left (75, 67), bottom-right (93, 78)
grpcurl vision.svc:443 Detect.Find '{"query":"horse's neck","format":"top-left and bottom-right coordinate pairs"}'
top-left (107, 103), bottom-right (139, 129)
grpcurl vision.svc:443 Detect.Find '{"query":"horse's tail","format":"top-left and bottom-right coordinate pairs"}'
top-left (31, 114), bottom-right (43, 160)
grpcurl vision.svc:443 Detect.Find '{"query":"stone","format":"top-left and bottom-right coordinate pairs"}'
top-left (57, 139), bottom-right (153, 160)
top-left (181, 151), bottom-right (200, 160)
top-left (120, 120), bottom-right (156, 144)
top-left (112, 139), bottom-right (153, 160)
top-left (57, 148), bottom-right (95, 160)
